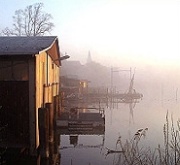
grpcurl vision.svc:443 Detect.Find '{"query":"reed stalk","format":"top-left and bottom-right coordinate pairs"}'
top-left (114, 112), bottom-right (180, 165)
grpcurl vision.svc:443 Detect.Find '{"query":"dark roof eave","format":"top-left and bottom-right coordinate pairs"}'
top-left (0, 36), bottom-right (58, 56)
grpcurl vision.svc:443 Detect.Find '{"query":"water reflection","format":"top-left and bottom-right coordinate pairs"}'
top-left (59, 96), bottom-right (143, 165)
top-left (2, 149), bottom-right (60, 165)
top-left (59, 72), bottom-right (180, 164)
top-left (59, 89), bottom-right (180, 165)
top-left (58, 103), bottom-right (106, 165)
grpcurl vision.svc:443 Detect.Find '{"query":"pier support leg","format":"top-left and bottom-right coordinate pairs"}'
top-left (45, 103), bottom-right (54, 143)
top-left (38, 108), bottom-right (49, 158)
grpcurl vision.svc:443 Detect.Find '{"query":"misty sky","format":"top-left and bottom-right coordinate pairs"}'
top-left (0, 0), bottom-right (180, 68)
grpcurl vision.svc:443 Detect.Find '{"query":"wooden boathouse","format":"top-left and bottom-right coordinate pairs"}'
top-left (0, 36), bottom-right (61, 158)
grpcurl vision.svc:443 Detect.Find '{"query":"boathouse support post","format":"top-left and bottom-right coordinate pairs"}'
top-left (53, 96), bottom-right (59, 154)
top-left (29, 59), bottom-right (36, 155)
top-left (38, 107), bottom-right (49, 158)
top-left (45, 102), bottom-right (56, 161)
top-left (45, 103), bottom-right (54, 143)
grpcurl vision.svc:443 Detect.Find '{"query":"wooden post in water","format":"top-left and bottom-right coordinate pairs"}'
top-left (45, 103), bottom-right (54, 143)
top-left (45, 102), bottom-right (55, 162)
top-left (38, 107), bottom-right (49, 158)
top-left (53, 96), bottom-right (59, 154)
top-left (106, 88), bottom-right (109, 108)
top-left (176, 88), bottom-right (178, 102)
top-left (55, 96), bottom-right (60, 120)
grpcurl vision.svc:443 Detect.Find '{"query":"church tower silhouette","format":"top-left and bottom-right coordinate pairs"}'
top-left (87, 50), bottom-right (92, 63)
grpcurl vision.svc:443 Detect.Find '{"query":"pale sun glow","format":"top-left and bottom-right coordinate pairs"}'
top-left (59, 0), bottom-right (180, 67)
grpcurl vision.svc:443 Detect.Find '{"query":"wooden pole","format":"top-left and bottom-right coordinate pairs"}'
top-left (45, 103), bottom-right (54, 143)
top-left (53, 96), bottom-right (59, 154)
top-left (38, 107), bottom-right (49, 158)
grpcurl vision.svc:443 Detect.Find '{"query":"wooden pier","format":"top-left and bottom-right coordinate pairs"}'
top-left (57, 107), bottom-right (105, 135)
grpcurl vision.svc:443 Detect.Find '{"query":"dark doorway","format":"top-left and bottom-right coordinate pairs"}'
top-left (0, 81), bottom-right (29, 146)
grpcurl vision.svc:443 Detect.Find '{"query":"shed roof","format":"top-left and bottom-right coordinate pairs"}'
top-left (0, 36), bottom-right (59, 55)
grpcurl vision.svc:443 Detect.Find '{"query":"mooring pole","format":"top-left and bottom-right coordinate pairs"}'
top-left (38, 107), bottom-right (49, 158)
top-left (45, 103), bottom-right (54, 143)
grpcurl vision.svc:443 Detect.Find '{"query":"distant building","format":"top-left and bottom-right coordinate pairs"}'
top-left (61, 76), bottom-right (89, 99)
top-left (87, 50), bottom-right (92, 64)
top-left (61, 59), bottom-right (111, 88)
top-left (61, 60), bottom-right (83, 77)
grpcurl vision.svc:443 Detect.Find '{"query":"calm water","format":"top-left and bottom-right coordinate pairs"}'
top-left (59, 98), bottom-right (180, 165)
top-left (59, 73), bottom-right (180, 165)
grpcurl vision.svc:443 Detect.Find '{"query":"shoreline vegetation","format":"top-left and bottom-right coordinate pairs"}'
top-left (111, 112), bottom-right (180, 165)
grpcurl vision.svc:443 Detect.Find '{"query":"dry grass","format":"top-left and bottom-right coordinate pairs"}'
top-left (114, 112), bottom-right (180, 165)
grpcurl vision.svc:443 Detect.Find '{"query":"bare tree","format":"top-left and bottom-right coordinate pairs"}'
top-left (1, 3), bottom-right (54, 36)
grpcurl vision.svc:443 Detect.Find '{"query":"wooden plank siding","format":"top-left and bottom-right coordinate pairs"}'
top-left (36, 51), bottom-right (60, 107)
top-left (34, 49), bottom-right (60, 154)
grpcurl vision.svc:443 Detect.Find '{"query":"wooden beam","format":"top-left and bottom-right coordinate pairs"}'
top-left (28, 58), bottom-right (36, 155)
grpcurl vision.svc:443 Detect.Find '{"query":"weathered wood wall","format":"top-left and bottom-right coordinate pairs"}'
top-left (33, 47), bottom-right (60, 155)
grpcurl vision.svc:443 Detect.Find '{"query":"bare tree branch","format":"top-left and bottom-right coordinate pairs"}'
top-left (1, 3), bottom-right (54, 36)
